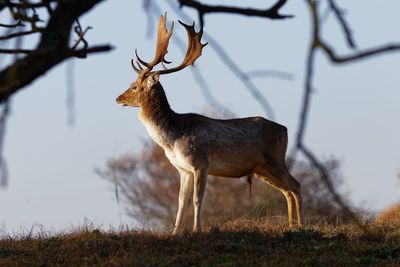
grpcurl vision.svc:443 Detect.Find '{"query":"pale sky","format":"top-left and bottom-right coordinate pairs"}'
top-left (1, 0), bottom-right (399, 234)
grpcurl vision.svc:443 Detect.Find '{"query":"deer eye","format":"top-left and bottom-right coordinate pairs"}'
top-left (130, 85), bottom-right (137, 91)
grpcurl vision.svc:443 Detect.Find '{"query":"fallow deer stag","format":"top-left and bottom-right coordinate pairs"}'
top-left (116, 14), bottom-right (303, 234)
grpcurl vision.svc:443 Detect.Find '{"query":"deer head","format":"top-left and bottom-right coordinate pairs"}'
top-left (116, 14), bottom-right (207, 107)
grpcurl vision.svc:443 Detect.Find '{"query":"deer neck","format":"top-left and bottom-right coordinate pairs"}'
top-left (139, 84), bottom-right (178, 149)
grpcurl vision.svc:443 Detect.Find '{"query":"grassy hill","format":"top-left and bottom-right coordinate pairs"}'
top-left (1, 220), bottom-right (400, 266)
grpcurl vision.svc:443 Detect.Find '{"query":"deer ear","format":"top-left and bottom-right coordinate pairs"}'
top-left (146, 73), bottom-right (160, 88)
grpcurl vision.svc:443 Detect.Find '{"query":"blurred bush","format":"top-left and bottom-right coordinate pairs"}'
top-left (376, 204), bottom-right (400, 223)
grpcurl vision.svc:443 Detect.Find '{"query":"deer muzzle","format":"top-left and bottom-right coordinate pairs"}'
top-left (116, 95), bottom-right (127, 106)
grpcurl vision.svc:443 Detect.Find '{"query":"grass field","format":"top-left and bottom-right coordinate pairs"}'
top-left (1, 219), bottom-right (400, 266)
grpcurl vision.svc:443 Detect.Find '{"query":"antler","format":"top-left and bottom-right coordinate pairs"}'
top-left (158, 20), bottom-right (208, 75)
top-left (132, 14), bottom-right (207, 78)
top-left (132, 13), bottom-right (174, 77)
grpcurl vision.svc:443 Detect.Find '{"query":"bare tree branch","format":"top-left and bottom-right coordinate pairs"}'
top-left (72, 44), bottom-right (112, 57)
top-left (294, 0), bottom-right (400, 229)
top-left (293, 0), bottom-right (358, 226)
top-left (178, 0), bottom-right (293, 23)
top-left (295, 44), bottom-right (316, 150)
top-left (0, 48), bottom-right (34, 54)
top-left (313, 1), bottom-right (400, 63)
top-left (319, 41), bottom-right (400, 63)
top-left (0, 0), bottom-right (112, 102)
top-left (0, 44), bottom-right (111, 56)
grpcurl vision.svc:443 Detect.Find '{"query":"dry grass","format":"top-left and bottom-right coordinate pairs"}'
top-left (1, 219), bottom-right (400, 266)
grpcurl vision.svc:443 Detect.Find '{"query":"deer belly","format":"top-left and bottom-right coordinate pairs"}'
top-left (208, 154), bottom-right (257, 178)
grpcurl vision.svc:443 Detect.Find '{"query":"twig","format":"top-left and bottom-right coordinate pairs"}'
top-left (327, 0), bottom-right (356, 49)
top-left (71, 19), bottom-right (92, 50)
top-left (0, 20), bottom-right (24, 28)
top-left (0, 29), bottom-right (42, 40)
top-left (7, 5), bottom-right (43, 27)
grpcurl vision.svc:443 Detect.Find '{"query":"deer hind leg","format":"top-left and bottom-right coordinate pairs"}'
top-left (289, 174), bottom-right (304, 225)
top-left (256, 174), bottom-right (296, 226)
top-left (173, 170), bottom-right (193, 235)
top-left (255, 166), bottom-right (302, 226)
top-left (193, 167), bottom-right (207, 232)
top-left (282, 172), bottom-right (303, 226)
top-left (284, 190), bottom-right (296, 226)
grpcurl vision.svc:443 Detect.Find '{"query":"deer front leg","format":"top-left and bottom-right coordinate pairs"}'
top-left (193, 168), bottom-right (207, 232)
top-left (173, 170), bottom-right (193, 235)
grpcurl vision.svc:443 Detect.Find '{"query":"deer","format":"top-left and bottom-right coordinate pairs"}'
top-left (116, 14), bottom-right (303, 234)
